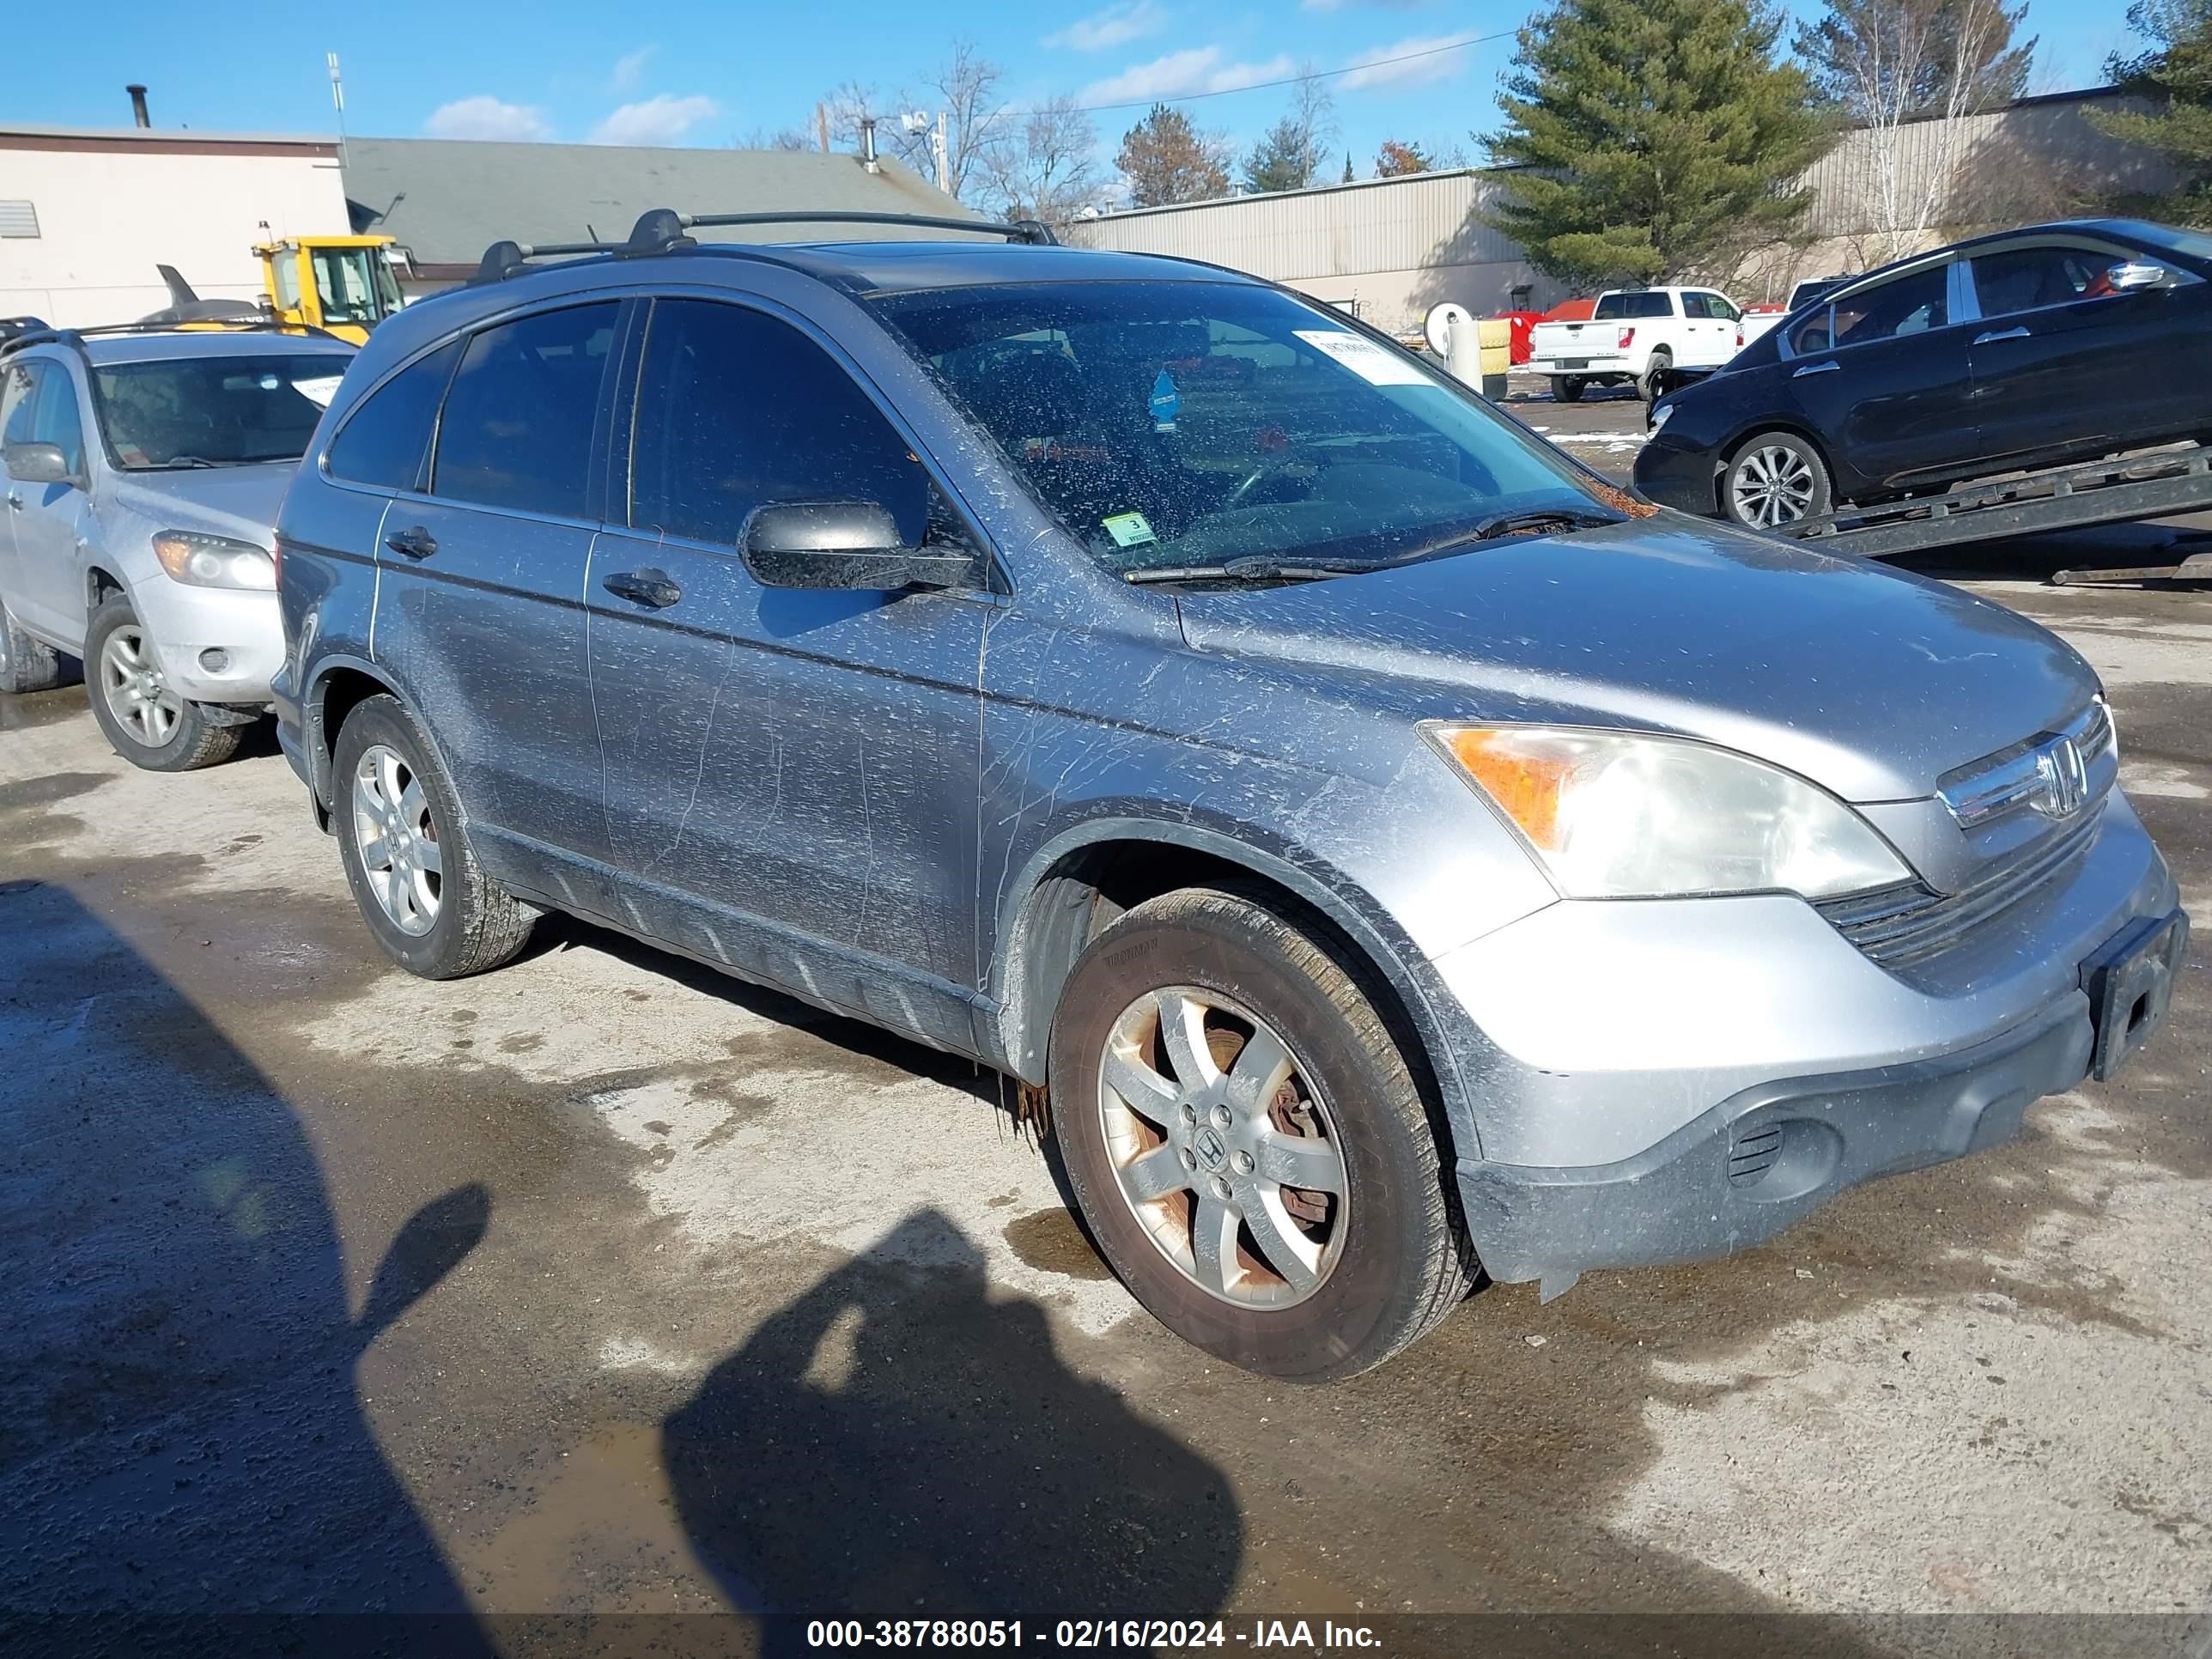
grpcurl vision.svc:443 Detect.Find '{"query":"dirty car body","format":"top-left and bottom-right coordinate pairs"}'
top-left (273, 234), bottom-right (2185, 1378)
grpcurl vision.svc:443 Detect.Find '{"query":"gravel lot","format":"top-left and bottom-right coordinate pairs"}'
top-left (3, 449), bottom-right (2208, 1655)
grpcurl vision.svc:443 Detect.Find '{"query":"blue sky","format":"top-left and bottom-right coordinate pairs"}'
top-left (24, 0), bottom-right (2142, 184)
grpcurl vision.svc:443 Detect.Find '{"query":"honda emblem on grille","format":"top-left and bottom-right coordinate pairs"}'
top-left (2035, 735), bottom-right (2088, 818)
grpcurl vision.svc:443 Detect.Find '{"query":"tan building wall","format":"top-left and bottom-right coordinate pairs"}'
top-left (1071, 170), bottom-right (1575, 334)
top-left (0, 127), bottom-right (350, 328)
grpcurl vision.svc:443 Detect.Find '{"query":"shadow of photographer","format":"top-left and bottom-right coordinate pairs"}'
top-left (664, 1209), bottom-right (1243, 1650)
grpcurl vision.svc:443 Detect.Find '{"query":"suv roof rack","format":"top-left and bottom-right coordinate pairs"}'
top-left (0, 318), bottom-right (347, 359)
top-left (469, 207), bottom-right (1056, 284)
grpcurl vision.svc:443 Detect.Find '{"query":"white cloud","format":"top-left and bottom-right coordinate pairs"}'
top-left (610, 44), bottom-right (656, 96)
top-left (590, 93), bottom-right (720, 147)
top-left (1044, 1), bottom-right (1171, 52)
top-left (1340, 33), bottom-right (1473, 89)
top-left (1079, 46), bottom-right (1297, 105)
top-left (423, 95), bottom-right (553, 142)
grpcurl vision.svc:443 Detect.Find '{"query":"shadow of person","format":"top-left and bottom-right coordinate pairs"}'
top-left (0, 878), bottom-right (493, 1658)
top-left (665, 1209), bottom-right (1242, 1648)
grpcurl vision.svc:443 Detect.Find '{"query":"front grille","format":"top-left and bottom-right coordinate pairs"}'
top-left (1936, 699), bottom-right (2113, 830)
top-left (1816, 812), bottom-right (2101, 967)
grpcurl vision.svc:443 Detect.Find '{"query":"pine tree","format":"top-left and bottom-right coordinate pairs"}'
top-left (1242, 75), bottom-right (1338, 193)
top-left (1342, 150), bottom-right (1356, 183)
top-left (2090, 0), bottom-right (2212, 222)
top-left (1115, 105), bottom-right (1233, 206)
top-left (1485, 0), bottom-right (1827, 283)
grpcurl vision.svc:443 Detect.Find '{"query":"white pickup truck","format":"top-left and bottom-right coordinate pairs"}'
top-left (1526, 286), bottom-right (1746, 402)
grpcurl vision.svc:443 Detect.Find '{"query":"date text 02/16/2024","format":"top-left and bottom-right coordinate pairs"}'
top-left (805, 1620), bottom-right (1384, 1650)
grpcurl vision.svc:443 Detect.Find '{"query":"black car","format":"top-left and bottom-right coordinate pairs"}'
top-left (1636, 219), bottom-right (2212, 528)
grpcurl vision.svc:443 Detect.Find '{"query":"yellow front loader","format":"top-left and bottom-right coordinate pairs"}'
top-left (254, 235), bottom-right (405, 343)
top-left (149, 236), bottom-right (405, 343)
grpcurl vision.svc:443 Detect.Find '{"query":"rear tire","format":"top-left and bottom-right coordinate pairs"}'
top-left (1048, 884), bottom-right (1473, 1382)
top-left (0, 592), bottom-right (64, 695)
top-left (1552, 375), bottom-right (1586, 404)
top-left (1723, 430), bottom-right (1832, 529)
top-left (331, 693), bottom-right (536, 979)
top-left (1640, 349), bottom-right (1674, 403)
top-left (83, 593), bottom-right (243, 771)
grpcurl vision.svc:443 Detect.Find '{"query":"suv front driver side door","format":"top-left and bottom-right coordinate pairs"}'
top-left (586, 295), bottom-right (989, 1051)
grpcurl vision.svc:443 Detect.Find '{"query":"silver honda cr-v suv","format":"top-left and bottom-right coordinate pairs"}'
top-left (271, 213), bottom-right (2186, 1381)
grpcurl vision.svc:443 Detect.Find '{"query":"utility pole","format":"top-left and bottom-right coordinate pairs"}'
top-left (933, 110), bottom-right (949, 195)
top-left (327, 52), bottom-right (348, 167)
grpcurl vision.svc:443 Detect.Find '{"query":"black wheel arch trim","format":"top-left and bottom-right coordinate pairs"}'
top-left (989, 810), bottom-right (1487, 1164)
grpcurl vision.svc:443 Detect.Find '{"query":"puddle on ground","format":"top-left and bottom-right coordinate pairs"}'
top-left (1002, 1206), bottom-right (1113, 1281)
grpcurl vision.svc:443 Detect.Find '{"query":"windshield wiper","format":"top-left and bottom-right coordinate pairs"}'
top-left (1124, 556), bottom-right (1371, 586)
top-left (149, 455), bottom-right (228, 470)
top-left (1385, 507), bottom-right (1623, 566)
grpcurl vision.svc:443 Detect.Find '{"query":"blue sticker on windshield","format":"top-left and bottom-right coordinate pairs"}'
top-left (1149, 369), bottom-right (1180, 432)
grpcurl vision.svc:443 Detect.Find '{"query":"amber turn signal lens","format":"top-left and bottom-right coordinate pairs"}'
top-left (1435, 728), bottom-right (1575, 850)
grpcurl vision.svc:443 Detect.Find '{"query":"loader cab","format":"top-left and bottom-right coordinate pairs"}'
top-left (258, 237), bottom-right (405, 343)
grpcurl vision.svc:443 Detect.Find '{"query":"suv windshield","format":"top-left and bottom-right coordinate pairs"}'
top-left (870, 281), bottom-right (1607, 575)
top-left (91, 352), bottom-right (351, 469)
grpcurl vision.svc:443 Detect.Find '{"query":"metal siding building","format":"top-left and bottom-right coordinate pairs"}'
top-left (1071, 170), bottom-right (1570, 332)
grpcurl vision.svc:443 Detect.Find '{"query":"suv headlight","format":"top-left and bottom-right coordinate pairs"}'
top-left (151, 531), bottom-right (276, 591)
top-left (1424, 723), bottom-right (1911, 899)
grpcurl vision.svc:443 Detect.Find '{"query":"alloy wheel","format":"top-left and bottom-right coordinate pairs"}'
top-left (351, 743), bottom-right (443, 937)
top-left (1730, 445), bottom-right (1819, 527)
top-left (1097, 986), bottom-right (1349, 1309)
top-left (99, 625), bottom-right (182, 746)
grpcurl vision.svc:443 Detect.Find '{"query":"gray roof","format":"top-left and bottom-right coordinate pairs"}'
top-left (341, 138), bottom-right (980, 272)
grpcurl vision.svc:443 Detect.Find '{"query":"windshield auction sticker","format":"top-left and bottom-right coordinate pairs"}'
top-left (1102, 512), bottom-right (1158, 548)
top-left (1292, 329), bottom-right (1427, 386)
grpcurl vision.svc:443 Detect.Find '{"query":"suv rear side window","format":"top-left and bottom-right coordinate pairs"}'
top-left (327, 342), bottom-right (459, 490)
top-left (432, 304), bottom-right (617, 518)
top-left (1593, 291), bottom-right (1674, 320)
top-left (628, 298), bottom-right (929, 547)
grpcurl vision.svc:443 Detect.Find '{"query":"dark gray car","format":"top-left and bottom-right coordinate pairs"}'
top-left (272, 221), bottom-right (2185, 1381)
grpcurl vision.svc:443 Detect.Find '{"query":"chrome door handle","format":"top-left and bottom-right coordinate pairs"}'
top-left (1973, 325), bottom-right (2031, 344)
top-left (603, 568), bottom-right (684, 609)
top-left (384, 525), bottom-right (438, 559)
top-left (4, 491), bottom-right (20, 510)
top-left (1791, 361), bottom-right (1839, 377)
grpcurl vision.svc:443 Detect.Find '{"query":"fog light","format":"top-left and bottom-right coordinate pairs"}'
top-left (198, 647), bottom-right (230, 674)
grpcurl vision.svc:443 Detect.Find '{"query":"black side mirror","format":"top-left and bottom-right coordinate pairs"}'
top-left (3, 441), bottom-right (77, 487)
top-left (743, 500), bottom-right (981, 592)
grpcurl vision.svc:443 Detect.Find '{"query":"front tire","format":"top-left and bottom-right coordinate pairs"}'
top-left (83, 593), bottom-right (243, 770)
top-left (331, 694), bottom-right (536, 979)
top-left (0, 592), bottom-right (64, 695)
top-left (1723, 430), bottom-right (1832, 529)
top-left (1048, 885), bottom-right (1473, 1382)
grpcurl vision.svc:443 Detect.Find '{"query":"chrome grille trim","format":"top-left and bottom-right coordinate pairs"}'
top-left (1817, 811), bottom-right (2102, 966)
top-left (1936, 698), bottom-right (2114, 830)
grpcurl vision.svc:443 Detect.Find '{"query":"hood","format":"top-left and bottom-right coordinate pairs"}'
top-left (1171, 515), bottom-right (2097, 803)
top-left (104, 461), bottom-right (294, 552)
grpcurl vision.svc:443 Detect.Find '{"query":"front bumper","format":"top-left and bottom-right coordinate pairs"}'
top-left (137, 580), bottom-right (283, 705)
top-left (1461, 998), bottom-right (2092, 1286)
top-left (1429, 790), bottom-right (2184, 1285)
